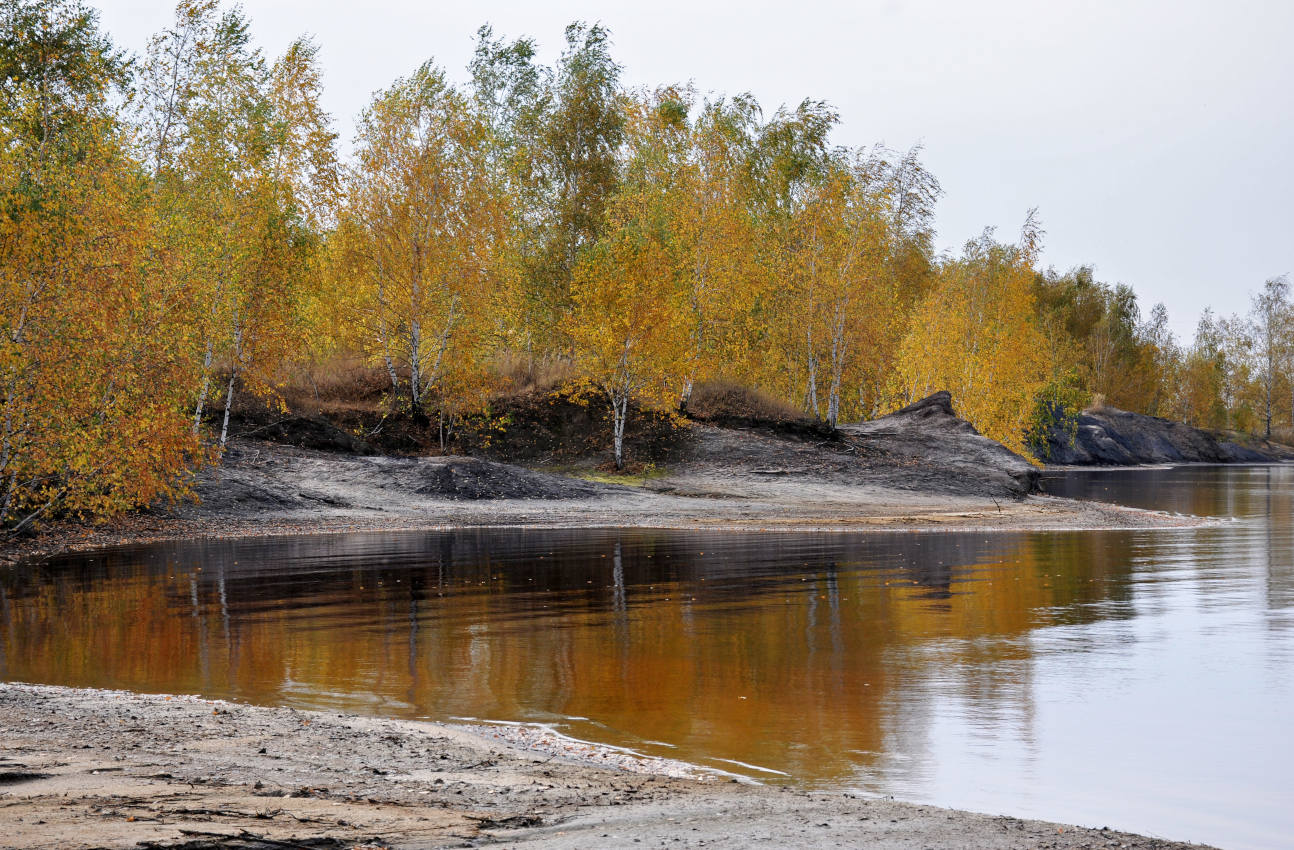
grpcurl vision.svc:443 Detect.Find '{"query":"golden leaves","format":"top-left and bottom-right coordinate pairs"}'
top-left (893, 223), bottom-right (1049, 457)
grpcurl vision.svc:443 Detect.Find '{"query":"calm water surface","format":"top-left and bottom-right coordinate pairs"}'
top-left (3, 466), bottom-right (1292, 849)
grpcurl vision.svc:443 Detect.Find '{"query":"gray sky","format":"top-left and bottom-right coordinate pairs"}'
top-left (93, 0), bottom-right (1293, 342)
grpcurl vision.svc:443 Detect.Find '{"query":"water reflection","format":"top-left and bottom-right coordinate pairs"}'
top-left (2, 465), bottom-right (1293, 850)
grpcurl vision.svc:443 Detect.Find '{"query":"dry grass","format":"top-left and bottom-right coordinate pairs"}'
top-left (1086, 392), bottom-right (1109, 413)
top-left (490, 351), bottom-right (578, 396)
top-left (1269, 425), bottom-right (1294, 445)
top-left (540, 462), bottom-right (668, 487)
top-left (278, 354), bottom-right (393, 416)
top-left (686, 379), bottom-right (804, 423)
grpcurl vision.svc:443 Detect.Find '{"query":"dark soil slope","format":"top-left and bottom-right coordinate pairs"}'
top-left (185, 390), bottom-right (1041, 528)
top-left (185, 443), bottom-right (608, 518)
top-left (1037, 406), bottom-right (1294, 466)
top-left (673, 391), bottom-right (1040, 500)
top-left (841, 391), bottom-right (1040, 497)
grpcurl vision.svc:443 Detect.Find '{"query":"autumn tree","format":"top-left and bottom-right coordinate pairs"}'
top-left (134, 0), bottom-right (214, 172)
top-left (1138, 301), bottom-right (1177, 418)
top-left (744, 99), bottom-right (839, 411)
top-left (0, 0), bottom-right (198, 528)
top-left (1030, 266), bottom-right (1178, 418)
top-left (857, 144), bottom-right (940, 418)
top-left (1248, 275), bottom-right (1291, 438)
top-left (1218, 313), bottom-right (1259, 433)
top-left (672, 93), bottom-right (761, 410)
top-left (1174, 310), bottom-right (1226, 429)
top-left (893, 213), bottom-right (1049, 455)
top-left (566, 94), bottom-right (690, 469)
top-left (525, 22), bottom-right (625, 350)
top-left (785, 160), bottom-right (894, 427)
top-left (469, 24), bottom-right (544, 163)
top-left (334, 61), bottom-right (513, 420)
top-left (138, 2), bottom-right (337, 446)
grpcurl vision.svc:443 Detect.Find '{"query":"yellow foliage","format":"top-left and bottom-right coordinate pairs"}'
top-left (565, 94), bottom-right (692, 467)
top-left (893, 214), bottom-right (1049, 456)
top-left (330, 62), bottom-right (516, 417)
top-left (0, 78), bottom-right (202, 526)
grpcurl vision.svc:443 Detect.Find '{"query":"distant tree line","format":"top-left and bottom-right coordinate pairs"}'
top-left (1033, 267), bottom-right (1294, 439)
top-left (2, 0), bottom-right (1290, 527)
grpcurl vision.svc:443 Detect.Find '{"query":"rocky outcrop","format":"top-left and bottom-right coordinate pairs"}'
top-left (842, 391), bottom-right (1040, 497)
top-left (1036, 405), bottom-right (1294, 466)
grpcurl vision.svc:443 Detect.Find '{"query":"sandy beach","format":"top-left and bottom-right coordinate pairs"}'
top-left (0, 683), bottom-right (1217, 849)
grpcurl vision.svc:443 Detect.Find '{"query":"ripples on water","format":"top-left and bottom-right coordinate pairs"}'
top-left (2, 465), bottom-right (1292, 849)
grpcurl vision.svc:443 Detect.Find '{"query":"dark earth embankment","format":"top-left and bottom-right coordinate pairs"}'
top-left (180, 389), bottom-right (1046, 528)
top-left (1038, 404), bottom-right (1294, 466)
top-left (842, 390), bottom-right (1039, 495)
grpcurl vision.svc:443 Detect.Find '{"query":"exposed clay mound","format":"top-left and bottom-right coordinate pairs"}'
top-left (676, 390), bottom-right (1039, 500)
top-left (183, 443), bottom-right (606, 518)
top-left (1038, 405), bottom-right (1294, 465)
top-left (841, 391), bottom-right (1040, 497)
top-left (400, 455), bottom-right (605, 500)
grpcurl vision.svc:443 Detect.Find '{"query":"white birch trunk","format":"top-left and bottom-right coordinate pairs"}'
top-left (409, 316), bottom-right (422, 409)
top-left (219, 319), bottom-right (243, 450)
top-left (1265, 380), bottom-right (1272, 438)
top-left (192, 336), bottom-right (214, 434)
top-left (612, 392), bottom-right (628, 471)
top-left (804, 336), bottom-right (818, 418)
top-left (611, 337), bottom-right (635, 471)
top-left (219, 367), bottom-right (237, 449)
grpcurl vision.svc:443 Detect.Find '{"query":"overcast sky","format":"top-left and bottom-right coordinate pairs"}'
top-left (91, 0), bottom-right (1293, 342)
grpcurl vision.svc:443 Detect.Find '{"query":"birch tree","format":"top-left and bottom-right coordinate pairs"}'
top-left (893, 212), bottom-right (1049, 455)
top-left (567, 95), bottom-right (689, 469)
top-left (0, 0), bottom-right (198, 527)
top-left (337, 62), bottom-right (512, 419)
top-left (746, 99), bottom-right (839, 412)
top-left (673, 94), bottom-right (761, 410)
top-left (140, 3), bottom-right (336, 447)
top-left (861, 144), bottom-right (940, 417)
top-left (1248, 275), bottom-right (1291, 438)
top-left (526, 22), bottom-right (624, 349)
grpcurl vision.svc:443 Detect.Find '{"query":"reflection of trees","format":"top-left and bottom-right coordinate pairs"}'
top-left (1, 525), bottom-right (1166, 784)
top-left (1260, 467), bottom-right (1294, 636)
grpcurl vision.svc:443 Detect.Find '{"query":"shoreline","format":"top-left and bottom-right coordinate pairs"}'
top-left (0, 682), bottom-right (1218, 849)
top-left (0, 400), bottom-right (1233, 565)
top-left (0, 489), bottom-right (1206, 566)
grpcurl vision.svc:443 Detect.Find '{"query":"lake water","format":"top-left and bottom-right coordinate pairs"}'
top-left (3, 466), bottom-right (1292, 849)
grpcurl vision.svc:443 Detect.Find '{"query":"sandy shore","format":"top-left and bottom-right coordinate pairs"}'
top-left (0, 683), bottom-right (1216, 849)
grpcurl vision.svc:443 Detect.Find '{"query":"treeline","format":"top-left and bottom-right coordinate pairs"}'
top-left (2, 0), bottom-right (1290, 529)
top-left (1033, 267), bottom-right (1294, 439)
